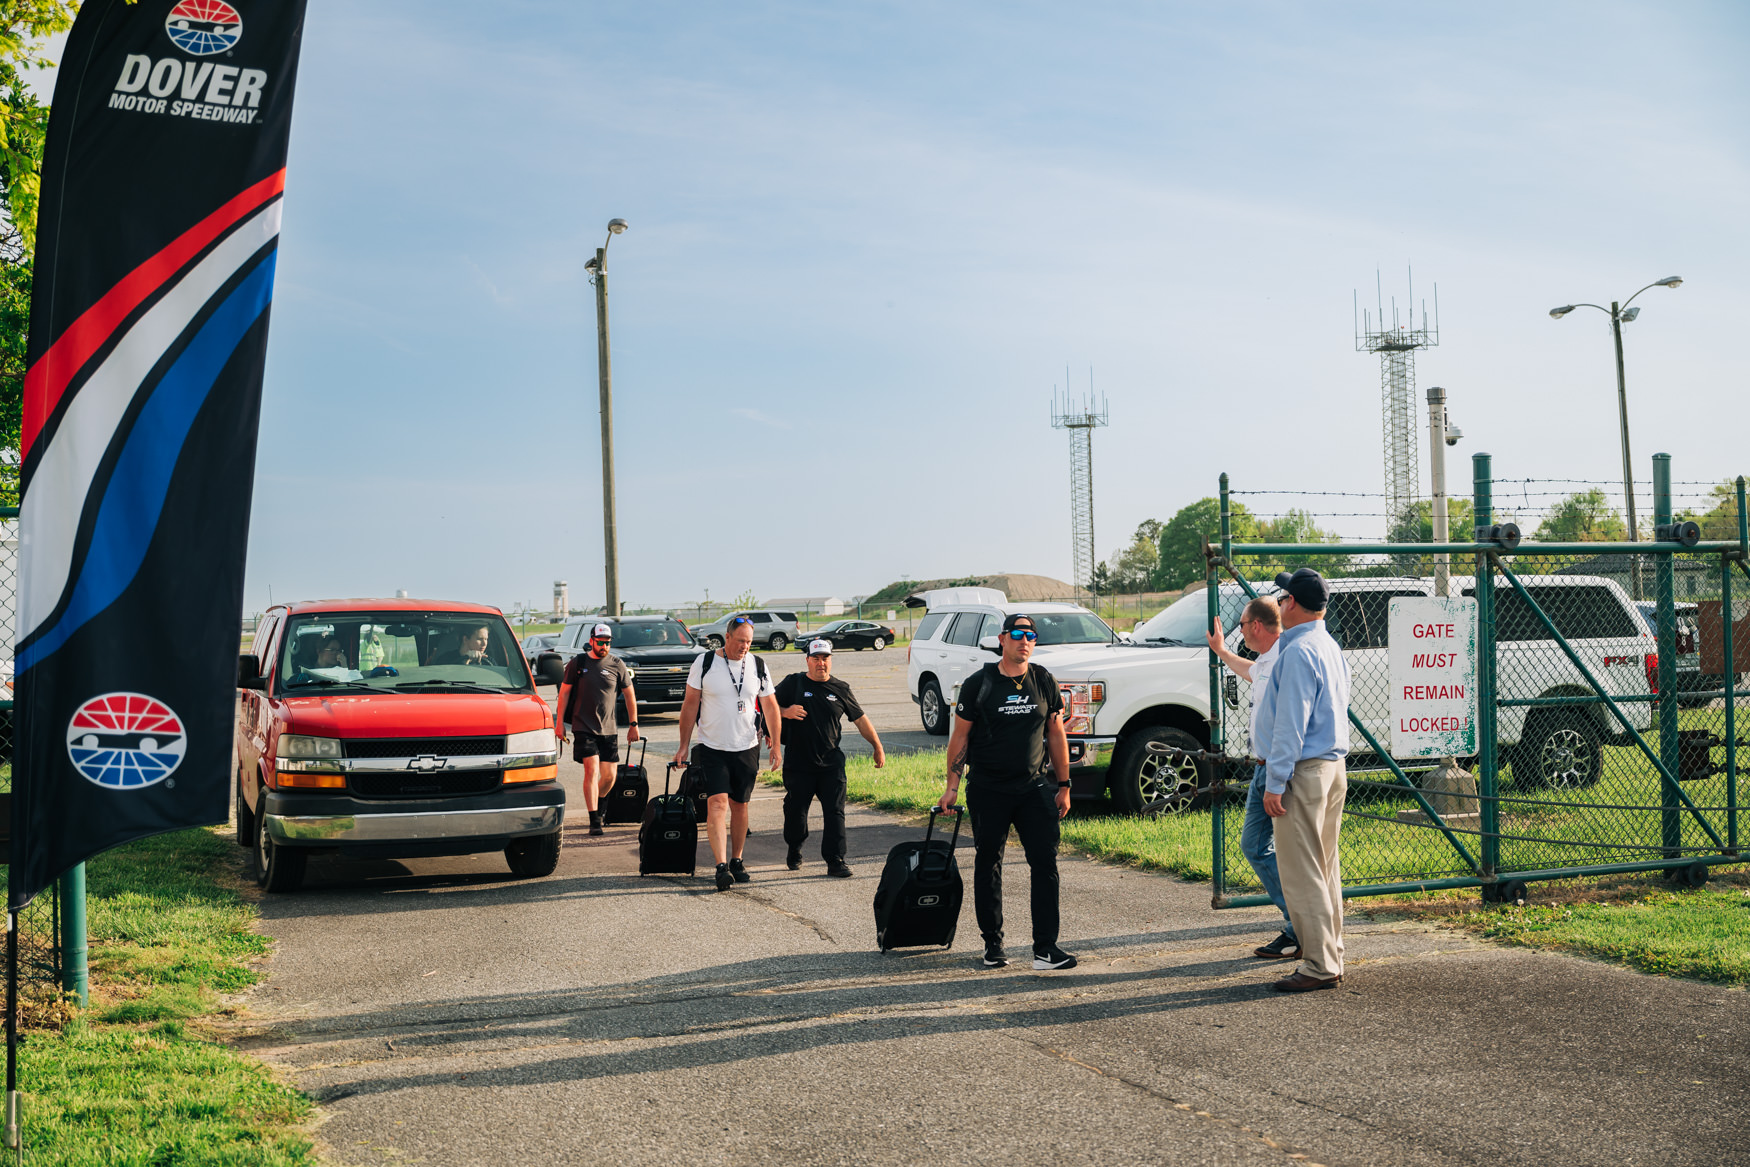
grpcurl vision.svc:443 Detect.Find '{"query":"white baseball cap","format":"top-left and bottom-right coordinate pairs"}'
top-left (591, 623), bottom-right (613, 640)
top-left (807, 639), bottom-right (833, 656)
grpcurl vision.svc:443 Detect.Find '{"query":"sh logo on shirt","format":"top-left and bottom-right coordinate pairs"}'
top-left (1000, 694), bottom-right (1038, 715)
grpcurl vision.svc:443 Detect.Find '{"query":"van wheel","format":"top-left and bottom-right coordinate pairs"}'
top-left (254, 795), bottom-right (307, 893)
top-left (235, 774), bottom-right (254, 848)
top-left (872, 637), bottom-right (886, 651)
top-left (1111, 727), bottom-right (1204, 815)
top-left (1514, 712), bottom-right (1602, 789)
top-left (506, 830), bottom-right (562, 878)
top-left (769, 633), bottom-right (789, 652)
top-left (919, 680), bottom-right (950, 736)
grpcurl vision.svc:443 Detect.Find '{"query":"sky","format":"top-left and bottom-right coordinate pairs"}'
top-left (40, 1), bottom-right (1750, 615)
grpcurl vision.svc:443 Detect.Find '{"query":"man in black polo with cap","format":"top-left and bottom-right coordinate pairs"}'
top-left (937, 612), bottom-right (1077, 971)
top-left (774, 638), bottom-right (887, 877)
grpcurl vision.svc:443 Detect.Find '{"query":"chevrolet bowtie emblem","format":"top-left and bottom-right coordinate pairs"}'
top-left (406, 755), bottom-right (448, 773)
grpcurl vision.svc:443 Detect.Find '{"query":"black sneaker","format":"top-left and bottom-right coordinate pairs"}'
top-left (1033, 944), bottom-right (1078, 971)
top-left (826, 862), bottom-right (852, 878)
top-left (1253, 932), bottom-right (1301, 960)
top-left (714, 863), bottom-right (733, 892)
top-left (728, 857), bottom-right (751, 884)
top-left (981, 942), bottom-right (1008, 969)
top-left (588, 811), bottom-right (604, 837)
top-left (785, 846), bottom-right (802, 871)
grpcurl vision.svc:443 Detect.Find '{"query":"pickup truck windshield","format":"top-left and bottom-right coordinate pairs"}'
top-left (601, 621), bottom-right (694, 648)
top-left (279, 613), bottom-right (534, 693)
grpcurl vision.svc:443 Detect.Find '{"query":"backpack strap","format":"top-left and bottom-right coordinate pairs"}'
top-left (754, 655), bottom-right (768, 684)
top-left (698, 649), bottom-right (715, 679)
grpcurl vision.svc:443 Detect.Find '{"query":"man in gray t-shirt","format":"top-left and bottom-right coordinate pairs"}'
top-left (557, 623), bottom-right (640, 836)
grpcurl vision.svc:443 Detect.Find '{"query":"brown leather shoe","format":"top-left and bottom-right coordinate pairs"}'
top-left (1272, 970), bottom-right (1342, 993)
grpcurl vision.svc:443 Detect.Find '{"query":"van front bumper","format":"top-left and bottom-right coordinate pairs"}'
top-left (263, 785), bottom-right (564, 856)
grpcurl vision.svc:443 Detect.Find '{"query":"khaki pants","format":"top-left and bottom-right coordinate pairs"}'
top-left (1274, 758), bottom-right (1347, 980)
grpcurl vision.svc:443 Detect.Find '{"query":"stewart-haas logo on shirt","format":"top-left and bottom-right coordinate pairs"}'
top-left (107, 1), bottom-right (271, 125)
top-left (1000, 693), bottom-right (1038, 715)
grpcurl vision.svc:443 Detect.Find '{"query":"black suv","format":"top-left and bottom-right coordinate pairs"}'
top-left (533, 615), bottom-right (705, 715)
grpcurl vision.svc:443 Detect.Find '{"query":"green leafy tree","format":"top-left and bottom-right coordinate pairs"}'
top-left (1155, 498), bottom-right (1258, 590)
top-left (1087, 561), bottom-right (1114, 597)
top-left (1680, 481), bottom-right (1744, 543)
top-left (1533, 489), bottom-right (1627, 542)
top-left (1106, 519), bottom-right (1162, 592)
top-left (1386, 499), bottom-right (1476, 544)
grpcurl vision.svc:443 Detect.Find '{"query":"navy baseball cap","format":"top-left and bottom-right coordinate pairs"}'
top-left (1273, 568), bottom-right (1329, 611)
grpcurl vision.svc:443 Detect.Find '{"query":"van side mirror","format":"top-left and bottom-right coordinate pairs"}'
top-left (238, 654), bottom-right (266, 691)
top-left (978, 635), bottom-right (1001, 652)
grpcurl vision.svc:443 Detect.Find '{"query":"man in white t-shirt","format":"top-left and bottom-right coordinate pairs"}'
top-left (673, 617), bottom-right (782, 891)
top-left (1207, 594), bottom-right (1297, 960)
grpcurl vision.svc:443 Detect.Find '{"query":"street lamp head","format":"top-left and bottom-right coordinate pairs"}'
top-left (1549, 305), bottom-right (1575, 319)
top-left (1620, 306), bottom-right (1641, 322)
top-left (1656, 275), bottom-right (1682, 288)
top-left (607, 218), bottom-right (629, 235)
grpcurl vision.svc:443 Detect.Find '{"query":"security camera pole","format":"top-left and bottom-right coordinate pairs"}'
top-left (1426, 386), bottom-right (1453, 598)
top-left (586, 218), bottom-right (630, 617)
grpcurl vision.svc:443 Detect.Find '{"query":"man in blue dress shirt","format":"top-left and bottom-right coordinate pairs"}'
top-left (1255, 568), bottom-right (1352, 992)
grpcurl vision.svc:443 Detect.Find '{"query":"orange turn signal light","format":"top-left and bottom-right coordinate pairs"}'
top-left (276, 771), bottom-right (345, 789)
top-left (503, 764), bottom-right (558, 785)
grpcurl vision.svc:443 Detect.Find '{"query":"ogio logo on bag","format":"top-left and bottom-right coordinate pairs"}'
top-left (621, 788), bottom-right (637, 797)
top-left (916, 894), bottom-right (941, 907)
top-left (663, 830), bottom-right (681, 840)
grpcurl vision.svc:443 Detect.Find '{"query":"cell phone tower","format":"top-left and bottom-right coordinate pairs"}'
top-left (1051, 369), bottom-right (1108, 600)
top-left (1355, 268), bottom-right (1439, 535)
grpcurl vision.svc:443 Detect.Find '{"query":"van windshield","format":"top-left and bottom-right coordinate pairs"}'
top-left (278, 613), bottom-right (534, 693)
top-left (1135, 588), bottom-right (1248, 646)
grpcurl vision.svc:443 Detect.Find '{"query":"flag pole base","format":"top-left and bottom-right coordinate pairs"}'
top-left (5, 1088), bottom-right (18, 1152)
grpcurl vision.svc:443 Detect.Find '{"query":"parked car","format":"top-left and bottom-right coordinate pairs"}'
top-left (806, 619), bottom-right (898, 651)
top-left (234, 599), bottom-right (564, 892)
top-left (688, 610), bottom-right (799, 652)
top-left (1633, 601), bottom-right (1711, 704)
top-left (1050, 573), bottom-right (1659, 815)
top-left (540, 615), bottom-right (705, 714)
top-left (521, 632), bottom-right (559, 668)
top-left (904, 587), bottom-right (1123, 739)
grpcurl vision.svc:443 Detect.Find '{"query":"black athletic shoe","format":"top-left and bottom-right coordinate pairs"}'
top-left (728, 857), bottom-right (751, 884)
top-left (1254, 932), bottom-right (1301, 960)
top-left (785, 846), bottom-right (802, 871)
top-left (1033, 944), bottom-right (1078, 971)
top-left (827, 862), bottom-right (853, 878)
top-left (588, 811), bottom-right (604, 837)
top-left (714, 863), bottom-right (734, 892)
top-left (982, 943), bottom-right (1008, 969)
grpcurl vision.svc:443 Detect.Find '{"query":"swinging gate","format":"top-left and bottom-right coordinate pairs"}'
top-left (1210, 455), bottom-right (1747, 908)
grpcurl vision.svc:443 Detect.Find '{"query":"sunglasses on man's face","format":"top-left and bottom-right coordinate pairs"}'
top-left (1007, 629), bottom-right (1038, 642)
top-left (590, 638), bottom-right (611, 646)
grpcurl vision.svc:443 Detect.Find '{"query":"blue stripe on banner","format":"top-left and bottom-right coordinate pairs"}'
top-left (17, 250), bottom-right (278, 674)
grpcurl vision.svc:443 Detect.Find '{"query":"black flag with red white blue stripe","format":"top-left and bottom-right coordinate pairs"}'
top-left (10, 0), bottom-right (307, 906)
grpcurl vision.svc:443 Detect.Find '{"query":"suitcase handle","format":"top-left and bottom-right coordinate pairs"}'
top-left (631, 737), bottom-right (648, 772)
top-left (664, 760), bottom-right (682, 797)
top-left (919, 805), bottom-right (963, 875)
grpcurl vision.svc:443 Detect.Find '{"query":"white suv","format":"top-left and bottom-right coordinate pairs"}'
top-left (904, 588), bottom-right (1125, 736)
top-left (1048, 574), bottom-right (1656, 815)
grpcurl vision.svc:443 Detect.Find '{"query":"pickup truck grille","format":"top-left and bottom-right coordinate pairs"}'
top-left (344, 737), bottom-right (505, 758)
top-left (350, 772), bottom-right (502, 798)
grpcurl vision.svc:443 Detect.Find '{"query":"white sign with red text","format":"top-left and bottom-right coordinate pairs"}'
top-left (1388, 596), bottom-right (1478, 758)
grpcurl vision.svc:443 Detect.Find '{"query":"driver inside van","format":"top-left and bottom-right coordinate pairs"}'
top-left (433, 623), bottom-right (493, 666)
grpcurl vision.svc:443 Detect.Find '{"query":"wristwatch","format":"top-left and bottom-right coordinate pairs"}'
top-left (1057, 781), bottom-right (1072, 789)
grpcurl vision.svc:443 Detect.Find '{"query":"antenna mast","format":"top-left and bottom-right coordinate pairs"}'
top-left (1050, 368), bottom-right (1109, 602)
top-left (1355, 266), bottom-right (1440, 535)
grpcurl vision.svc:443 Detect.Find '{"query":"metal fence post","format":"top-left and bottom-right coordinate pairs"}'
top-left (1473, 453), bottom-right (1499, 880)
top-left (1653, 453), bottom-right (1680, 857)
top-left (1209, 473), bottom-right (1231, 903)
top-left (1725, 543), bottom-right (1736, 855)
top-left (58, 864), bottom-right (87, 1006)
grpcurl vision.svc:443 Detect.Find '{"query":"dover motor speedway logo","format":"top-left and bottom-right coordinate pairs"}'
top-left (66, 693), bottom-right (188, 789)
top-left (165, 0), bottom-right (243, 56)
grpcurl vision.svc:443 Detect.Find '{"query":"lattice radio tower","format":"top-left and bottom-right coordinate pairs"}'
top-left (1355, 269), bottom-right (1439, 533)
top-left (1051, 370), bottom-right (1108, 599)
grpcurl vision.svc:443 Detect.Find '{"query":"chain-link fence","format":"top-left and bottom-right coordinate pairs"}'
top-left (1209, 460), bottom-right (1747, 907)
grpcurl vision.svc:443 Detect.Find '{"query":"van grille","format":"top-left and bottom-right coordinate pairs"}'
top-left (343, 737), bottom-right (505, 758)
top-left (349, 772), bottom-right (502, 798)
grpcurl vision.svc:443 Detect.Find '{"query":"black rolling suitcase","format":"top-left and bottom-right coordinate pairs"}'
top-left (604, 740), bottom-right (650, 825)
top-left (873, 806), bottom-right (965, 952)
top-left (639, 763), bottom-right (698, 876)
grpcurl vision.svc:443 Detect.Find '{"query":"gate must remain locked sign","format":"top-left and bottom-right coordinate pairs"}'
top-left (1388, 596), bottom-right (1478, 757)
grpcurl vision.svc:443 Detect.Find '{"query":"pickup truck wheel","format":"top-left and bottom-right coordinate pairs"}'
top-left (1514, 712), bottom-right (1602, 789)
top-left (253, 796), bottom-right (307, 893)
top-left (506, 830), bottom-right (562, 878)
top-left (234, 774), bottom-right (254, 848)
top-left (538, 656), bottom-right (564, 686)
top-left (919, 680), bottom-right (950, 736)
top-left (769, 633), bottom-right (789, 652)
top-left (706, 635), bottom-right (724, 650)
top-left (871, 637), bottom-right (886, 651)
top-left (1111, 727), bottom-right (1204, 815)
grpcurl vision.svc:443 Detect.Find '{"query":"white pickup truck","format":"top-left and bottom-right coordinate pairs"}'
top-left (1049, 574), bottom-right (1657, 814)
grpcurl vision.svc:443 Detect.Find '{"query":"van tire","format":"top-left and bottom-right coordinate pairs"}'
top-left (919, 680), bottom-right (950, 736)
top-left (1110, 726), bottom-right (1205, 815)
top-left (234, 775), bottom-right (254, 849)
top-left (254, 796), bottom-right (307, 893)
top-left (506, 830), bottom-right (562, 878)
top-left (1513, 711), bottom-right (1602, 789)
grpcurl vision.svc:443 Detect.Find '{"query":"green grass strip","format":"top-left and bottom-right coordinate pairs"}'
top-left (2, 828), bottom-right (313, 1165)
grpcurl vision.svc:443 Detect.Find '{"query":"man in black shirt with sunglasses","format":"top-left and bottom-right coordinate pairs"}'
top-left (937, 612), bottom-right (1076, 971)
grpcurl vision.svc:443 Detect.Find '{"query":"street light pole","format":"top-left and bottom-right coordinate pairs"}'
top-left (587, 219), bottom-right (629, 617)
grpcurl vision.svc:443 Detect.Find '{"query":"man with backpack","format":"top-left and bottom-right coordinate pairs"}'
top-left (673, 616), bottom-right (782, 891)
top-left (936, 613), bottom-right (1077, 971)
top-left (775, 639), bottom-right (886, 878)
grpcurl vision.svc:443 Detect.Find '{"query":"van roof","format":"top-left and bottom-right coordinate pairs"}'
top-left (276, 598), bottom-right (504, 616)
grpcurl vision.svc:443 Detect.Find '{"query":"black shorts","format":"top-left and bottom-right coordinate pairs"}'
top-left (572, 732), bottom-right (620, 763)
top-left (693, 744), bottom-right (761, 804)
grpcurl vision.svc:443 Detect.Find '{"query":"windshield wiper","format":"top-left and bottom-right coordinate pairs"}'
top-left (392, 680), bottom-right (510, 694)
top-left (284, 676), bottom-right (379, 690)
top-left (1141, 637), bottom-right (1195, 646)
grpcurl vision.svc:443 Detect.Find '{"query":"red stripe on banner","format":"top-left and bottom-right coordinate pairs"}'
top-left (20, 168), bottom-right (287, 457)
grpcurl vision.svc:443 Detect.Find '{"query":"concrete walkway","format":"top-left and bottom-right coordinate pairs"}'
top-left (239, 785), bottom-right (1750, 1166)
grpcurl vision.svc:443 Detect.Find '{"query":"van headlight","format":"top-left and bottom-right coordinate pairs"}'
top-left (506, 728), bottom-right (558, 761)
top-left (1059, 682), bottom-right (1105, 735)
top-left (279, 734), bottom-right (342, 758)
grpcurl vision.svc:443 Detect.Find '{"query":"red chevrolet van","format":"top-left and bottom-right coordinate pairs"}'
top-left (235, 599), bottom-right (563, 891)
